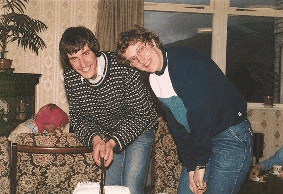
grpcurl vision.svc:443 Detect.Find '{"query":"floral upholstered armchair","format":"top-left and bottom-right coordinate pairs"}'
top-left (10, 133), bottom-right (101, 194)
top-left (0, 136), bottom-right (10, 194)
top-left (152, 117), bottom-right (182, 194)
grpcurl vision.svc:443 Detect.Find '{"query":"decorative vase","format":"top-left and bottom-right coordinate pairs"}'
top-left (0, 58), bottom-right (13, 72)
top-left (263, 95), bottom-right (274, 108)
top-left (0, 58), bottom-right (12, 68)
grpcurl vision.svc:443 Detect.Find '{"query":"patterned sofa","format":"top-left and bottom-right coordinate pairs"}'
top-left (0, 136), bottom-right (10, 194)
top-left (152, 117), bottom-right (182, 194)
top-left (10, 133), bottom-right (101, 194)
top-left (0, 119), bottom-right (180, 194)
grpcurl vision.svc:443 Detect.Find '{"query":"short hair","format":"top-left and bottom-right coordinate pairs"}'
top-left (59, 26), bottom-right (101, 69)
top-left (116, 25), bottom-right (163, 64)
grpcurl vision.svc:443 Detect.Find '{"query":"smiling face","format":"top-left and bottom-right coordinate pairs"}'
top-left (67, 45), bottom-right (98, 79)
top-left (122, 41), bottom-right (163, 73)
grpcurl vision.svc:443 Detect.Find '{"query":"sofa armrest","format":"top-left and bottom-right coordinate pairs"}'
top-left (0, 136), bottom-right (10, 194)
top-left (16, 133), bottom-right (84, 147)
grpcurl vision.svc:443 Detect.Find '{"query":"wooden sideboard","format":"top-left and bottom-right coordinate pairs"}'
top-left (0, 72), bottom-right (41, 136)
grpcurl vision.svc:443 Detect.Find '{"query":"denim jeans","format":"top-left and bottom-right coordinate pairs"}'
top-left (259, 146), bottom-right (283, 170)
top-left (105, 129), bottom-right (155, 194)
top-left (178, 120), bottom-right (253, 194)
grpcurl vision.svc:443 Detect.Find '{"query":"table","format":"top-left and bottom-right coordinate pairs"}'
top-left (239, 172), bottom-right (283, 194)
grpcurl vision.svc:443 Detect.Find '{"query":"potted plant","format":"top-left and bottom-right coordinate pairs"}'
top-left (0, 0), bottom-right (47, 70)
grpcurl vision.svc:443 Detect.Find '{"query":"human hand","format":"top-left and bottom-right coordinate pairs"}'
top-left (92, 135), bottom-right (107, 166)
top-left (189, 169), bottom-right (206, 194)
top-left (103, 139), bottom-right (116, 167)
top-left (92, 136), bottom-right (116, 167)
top-left (249, 165), bottom-right (262, 180)
top-left (194, 167), bottom-right (206, 194)
top-left (278, 170), bottom-right (283, 179)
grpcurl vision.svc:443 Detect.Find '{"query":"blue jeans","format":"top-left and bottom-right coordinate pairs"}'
top-left (178, 120), bottom-right (253, 194)
top-left (259, 146), bottom-right (283, 170)
top-left (105, 129), bottom-right (155, 194)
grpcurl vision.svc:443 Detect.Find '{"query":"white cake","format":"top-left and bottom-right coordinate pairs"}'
top-left (73, 182), bottom-right (130, 194)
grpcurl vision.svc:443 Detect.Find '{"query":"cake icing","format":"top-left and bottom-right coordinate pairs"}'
top-left (73, 182), bottom-right (130, 194)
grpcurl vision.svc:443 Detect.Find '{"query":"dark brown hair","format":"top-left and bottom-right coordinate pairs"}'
top-left (59, 26), bottom-right (101, 69)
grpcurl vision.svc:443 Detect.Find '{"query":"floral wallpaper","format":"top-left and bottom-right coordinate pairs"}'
top-left (248, 106), bottom-right (283, 162)
top-left (2, 0), bottom-right (98, 120)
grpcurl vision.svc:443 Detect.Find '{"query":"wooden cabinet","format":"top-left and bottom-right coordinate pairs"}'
top-left (0, 72), bottom-right (41, 136)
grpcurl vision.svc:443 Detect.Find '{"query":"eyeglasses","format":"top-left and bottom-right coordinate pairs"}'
top-left (128, 43), bottom-right (148, 65)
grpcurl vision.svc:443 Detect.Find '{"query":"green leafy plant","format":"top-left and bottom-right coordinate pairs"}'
top-left (0, 0), bottom-right (47, 59)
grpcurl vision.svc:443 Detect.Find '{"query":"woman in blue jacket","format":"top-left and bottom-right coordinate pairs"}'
top-left (116, 26), bottom-right (253, 194)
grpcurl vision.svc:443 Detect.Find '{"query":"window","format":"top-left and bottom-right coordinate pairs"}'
top-left (230, 0), bottom-right (276, 7)
top-left (144, 11), bottom-right (212, 50)
top-left (144, 0), bottom-right (209, 5)
top-left (144, 0), bottom-right (283, 104)
top-left (226, 16), bottom-right (275, 102)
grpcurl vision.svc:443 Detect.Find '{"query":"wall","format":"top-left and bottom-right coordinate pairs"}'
top-left (248, 105), bottom-right (283, 161)
top-left (5, 0), bottom-right (98, 117)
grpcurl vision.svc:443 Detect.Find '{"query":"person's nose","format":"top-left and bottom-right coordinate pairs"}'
top-left (79, 58), bottom-right (87, 68)
top-left (136, 55), bottom-right (146, 64)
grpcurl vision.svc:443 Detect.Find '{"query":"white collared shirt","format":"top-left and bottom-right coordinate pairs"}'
top-left (149, 64), bottom-right (177, 98)
top-left (87, 53), bottom-right (107, 84)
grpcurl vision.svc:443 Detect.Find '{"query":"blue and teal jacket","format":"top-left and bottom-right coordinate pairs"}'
top-left (151, 46), bottom-right (247, 171)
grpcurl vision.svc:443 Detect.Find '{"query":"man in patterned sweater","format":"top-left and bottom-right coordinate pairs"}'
top-left (59, 26), bottom-right (157, 194)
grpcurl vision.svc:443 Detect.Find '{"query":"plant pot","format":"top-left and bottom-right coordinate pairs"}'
top-left (263, 95), bottom-right (274, 108)
top-left (0, 58), bottom-right (13, 69)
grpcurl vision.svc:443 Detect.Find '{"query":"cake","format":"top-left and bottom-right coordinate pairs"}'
top-left (73, 182), bottom-right (130, 194)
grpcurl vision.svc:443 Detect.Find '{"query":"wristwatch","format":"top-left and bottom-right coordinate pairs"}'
top-left (195, 165), bottom-right (206, 170)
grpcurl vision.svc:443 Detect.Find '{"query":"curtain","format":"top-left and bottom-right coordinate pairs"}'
top-left (96, 0), bottom-right (144, 52)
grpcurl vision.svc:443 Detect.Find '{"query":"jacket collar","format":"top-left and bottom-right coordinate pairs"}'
top-left (155, 48), bottom-right (168, 76)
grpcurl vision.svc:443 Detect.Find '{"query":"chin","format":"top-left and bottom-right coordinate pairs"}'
top-left (142, 69), bottom-right (151, 73)
top-left (144, 67), bottom-right (155, 73)
top-left (80, 74), bottom-right (90, 79)
top-left (81, 71), bottom-right (95, 79)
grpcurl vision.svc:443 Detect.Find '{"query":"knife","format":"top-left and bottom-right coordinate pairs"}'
top-left (100, 157), bottom-right (106, 194)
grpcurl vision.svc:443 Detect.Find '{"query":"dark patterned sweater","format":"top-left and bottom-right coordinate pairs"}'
top-left (64, 52), bottom-right (158, 152)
